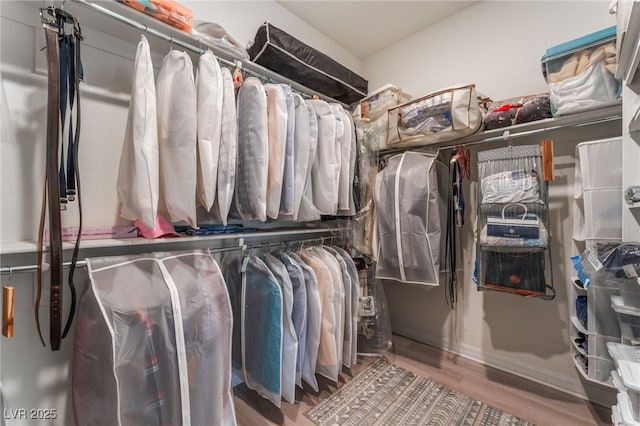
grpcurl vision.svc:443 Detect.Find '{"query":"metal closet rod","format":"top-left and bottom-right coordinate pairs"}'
top-left (70, 0), bottom-right (348, 107)
top-left (0, 235), bottom-right (340, 276)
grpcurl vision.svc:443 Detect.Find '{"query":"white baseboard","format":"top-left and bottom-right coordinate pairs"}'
top-left (392, 324), bottom-right (615, 407)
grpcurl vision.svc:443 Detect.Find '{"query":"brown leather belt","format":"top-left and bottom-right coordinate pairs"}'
top-left (37, 23), bottom-right (63, 351)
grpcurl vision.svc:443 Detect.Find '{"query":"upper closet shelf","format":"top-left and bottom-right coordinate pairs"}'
top-left (379, 103), bottom-right (622, 155)
top-left (65, 0), bottom-right (349, 107)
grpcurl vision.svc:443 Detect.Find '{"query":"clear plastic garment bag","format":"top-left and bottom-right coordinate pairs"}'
top-left (374, 151), bottom-right (442, 285)
top-left (307, 99), bottom-right (338, 215)
top-left (291, 93), bottom-right (311, 221)
top-left (324, 246), bottom-right (353, 367)
top-left (215, 67), bottom-right (238, 225)
top-left (156, 50), bottom-right (198, 227)
top-left (264, 83), bottom-right (287, 219)
top-left (74, 250), bottom-right (236, 426)
top-left (279, 85), bottom-right (296, 218)
top-left (235, 77), bottom-right (268, 221)
top-left (117, 35), bottom-right (159, 229)
top-left (338, 109), bottom-right (356, 216)
top-left (297, 100), bottom-right (321, 221)
top-left (195, 50), bottom-right (223, 212)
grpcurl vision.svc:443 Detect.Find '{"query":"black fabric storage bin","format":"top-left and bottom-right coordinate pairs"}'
top-left (247, 22), bottom-right (368, 105)
top-left (483, 250), bottom-right (547, 296)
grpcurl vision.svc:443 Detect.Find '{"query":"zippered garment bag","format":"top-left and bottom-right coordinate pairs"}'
top-left (226, 255), bottom-right (283, 407)
top-left (324, 247), bottom-right (352, 367)
top-left (117, 35), bottom-right (159, 229)
top-left (291, 93), bottom-right (310, 220)
top-left (273, 252), bottom-right (307, 388)
top-left (332, 246), bottom-right (360, 366)
top-left (374, 151), bottom-right (442, 285)
top-left (195, 51), bottom-right (223, 211)
top-left (262, 254), bottom-right (298, 404)
top-left (264, 84), bottom-right (287, 219)
top-left (235, 77), bottom-right (268, 221)
top-left (215, 67), bottom-right (238, 225)
top-left (308, 99), bottom-right (338, 215)
top-left (298, 250), bottom-right (339, 381)
top-left (338, 109), bottom-right (356, 216)
top-left (297, 101), bottom-right (321, 221)
top-left (329, 104), bottom-right (344, 213)
top-left (332, 104), bottom-right (352, 212)
top-left (313, 247), bottom-right (345, 369)
top-left (74, 250), bottom-right (236, 426)
top-left (156, 50), bottom-right (198, 227)
top-left (279, 85), bottom-right (296, 218)
top-left (289, 253), bottom-right (321, 391)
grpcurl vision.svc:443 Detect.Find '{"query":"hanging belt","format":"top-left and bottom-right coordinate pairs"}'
top-left (37, 23), bottom-right (64, 350)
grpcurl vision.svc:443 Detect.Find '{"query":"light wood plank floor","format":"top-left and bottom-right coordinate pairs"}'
top-left (233, 334), bottom-right (612, 426)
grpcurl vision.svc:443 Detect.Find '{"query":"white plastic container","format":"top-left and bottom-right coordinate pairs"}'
top-left (608, 342), bottom-right (640, 368)
top-left (619, 390), bottom-right (640, 425)
top-left (619, 360), bottom-right (640, 422)
top-left (613, 404), bottom-right (624, 426)
top-left (613, 296), bottom-right (640, 342)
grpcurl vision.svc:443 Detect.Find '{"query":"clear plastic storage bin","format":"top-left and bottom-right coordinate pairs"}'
top-left (591, 334), bottom-right (622, 359)
top-left (613, 296), bottom-right (640, 342)
top-left (619, 390), bottom-right (640, 425)
top-left (618, 360), bottom-right (640, 422)
top-left (588, 286), bottom-right (622, 337)
top-left (608, 342), bottom-right (640, 368)
top-left (620, 278), bottom-right (640, 309)
top-left (588, 355), bottom-right (616, 383)
top-left (541, 26), bottom-right (620, 116)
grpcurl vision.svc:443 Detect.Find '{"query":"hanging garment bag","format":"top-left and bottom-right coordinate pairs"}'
top-left (273, 252), bottom-right (307, 388)
top-left (291, 93), bottom-right (310, 221)
top-left (324, 247), bottom-right (353, 367)
top-left (307, 100), bottom-right (338, 215)
top-left (156, 51), bottom-right (197, 227)
top-left (216, 67), bottom-right (238, 225)
top-left (75, 250), bottom-right (236, 426)
top-left (279, 84), bottom-right (296, 218)
top-left (374, 151), bottom-right (442, 285)
top-left (235, 77), bottom-right (268, 221)
top-left (195, 50), bottom-right (223, 211)
top-left (117, 35), bottom-right (159, 229)
top-left (329, 104), bottom-right (344, 213)
top-left (333, 246), bottom-right (360, 366)
top-left (338, 109), bottom-right (356, 216)
top-left (298, 250), bottom-right (338, 382)
top-left (264, 84), bottom-right (287, 219)
top-left (297, 101), bottom-right (321, 221)
top-left (226, 255), bottom-right (282, 407)
top-left (289, 253), bottom-right (322, 392)
top-left (262, 254), bottom-right (298, 404)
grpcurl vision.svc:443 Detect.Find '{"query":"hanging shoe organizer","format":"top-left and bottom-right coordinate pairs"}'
top-left (475, 144), bottom-right (555, 299)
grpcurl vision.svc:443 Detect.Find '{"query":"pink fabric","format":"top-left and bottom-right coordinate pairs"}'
top-left (135, 214), bottom-right (180, 239)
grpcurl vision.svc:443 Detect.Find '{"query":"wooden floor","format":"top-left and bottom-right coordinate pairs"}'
top-left (233, 334), bottom-right (612, 426)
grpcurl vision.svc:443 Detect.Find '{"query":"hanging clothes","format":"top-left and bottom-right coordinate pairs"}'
top-left (262, 254), bottom-right (298, 404)
top-left (156, 50), bottom-right (198, 227)
top-left (338, 109), bottom-right (356, 216)
top-left (117, 35), bottom-right (159, 229)
top-left (279, 84), bottom-right (296, 218)
top-left (74, 250), bottom-right (236, 426)
top-left (273, 251), bottom-right (307, 388)
top-left (298, 249), bottom-right (338, 381)
top-left (374, 151), bottom-right (442, 285)
top-left (332, 246), bottom-right (359, 366)
top-left (264, 83), bottom-right (287, 219)
top-left (288, 252), bottom-right (321, 392)
top-left (226, 255), bottom-right (282, 407)
top-left (215, 67), bottom-right (238, 225)
top-left (195, 50), bottom-right (223, 212)
top-left (324, 246), bottom-right (353, 367)
top-left (297, 100), bottom-right (321, 221)
top-left (329, 104), bottom-right (344, 213)
top-left (307, 99), bottom-right (338, 215)
top-left (235, 77), bottom-right (268, 221)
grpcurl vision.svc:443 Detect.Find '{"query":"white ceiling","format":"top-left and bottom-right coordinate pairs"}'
top-left (277, 1), bottom-right (478, 58)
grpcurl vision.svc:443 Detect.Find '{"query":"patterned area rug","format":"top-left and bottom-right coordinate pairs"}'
top-left (304, 358), bottom-right (534, 426)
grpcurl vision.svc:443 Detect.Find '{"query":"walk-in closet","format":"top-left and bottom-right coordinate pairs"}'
top-left (1, 1), bottom-right (639, 425)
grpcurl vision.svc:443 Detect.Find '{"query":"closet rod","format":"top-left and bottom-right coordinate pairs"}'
top-left (0, 236), bottom-right (339, 276)
top-left (70, 0), bottom-right (349, 107)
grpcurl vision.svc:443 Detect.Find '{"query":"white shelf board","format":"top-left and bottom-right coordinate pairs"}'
top-left (571, 315), bottom-right (589, 335)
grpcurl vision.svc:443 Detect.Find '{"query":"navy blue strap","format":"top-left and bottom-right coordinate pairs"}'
top-left (66, 35), bottom-right (76, 200)
top-left (58, 35), bottom-right (69, 206)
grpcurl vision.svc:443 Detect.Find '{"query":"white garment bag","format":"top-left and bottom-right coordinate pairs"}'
top-left (374, 151), bottom-right (442, 285)
top-left (324, 247), bottom-right (352, 368)
top-left (117, 35), bottom-right (159, 228)
top-left (273, 252), bottom-right (307, 388)
top-left (264, 84), bottom-right (287, 219)
top-left (262, 254), bottom-right (298, 404)
top-left (331, 104), bottom-right (348, 212)
top-left (279, 85), bottom-right (296, 218)
top-left (195, 51), bottom-right (223, 211)
top-left (216, 67), bottom-right (238, 225)
top-left (297, 101), bottom-right (321, 222)
top-left (298, 249), bottom-right (339, 381)
top-left (156, 50), bottom-right (198, 227)
top-left (235, 77), bottom-right (268, 221)
top-left (290, 94), bottom-right (310, 221)
top-left (289, 253), bottom-right (321, 392)
top-left (308, 100), bottom-right (338, 215)
top-left (333, 246), bottom-right (359, 366)
top-left (338, 110), bottom-right (356, 216)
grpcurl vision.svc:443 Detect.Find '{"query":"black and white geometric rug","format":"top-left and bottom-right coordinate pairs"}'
top-left (304, 358), bottom-right (534, 426)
